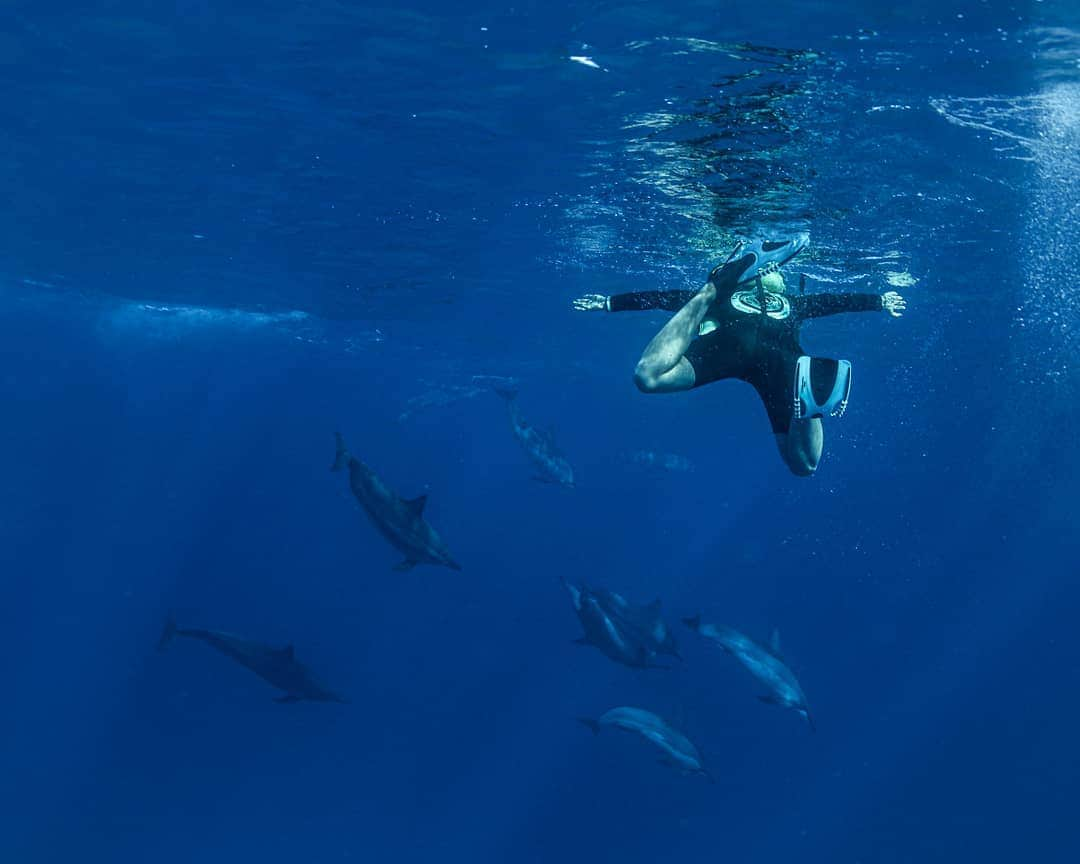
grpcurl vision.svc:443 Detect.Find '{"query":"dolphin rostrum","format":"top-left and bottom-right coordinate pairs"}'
top-left (332, 432), bottom-right (461, 571)
top-left (564, 580), bottom-right (665, 669)
top-left (157, 617), bottom-right (347, 704)
top-left (578, 706), bottom-right (713, 781)
top-left (684, 616), bottom-right (813, 729)
top-left (494, 387), bottom-right (574, 487)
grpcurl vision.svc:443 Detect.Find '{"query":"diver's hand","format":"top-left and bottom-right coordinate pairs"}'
top-left (572, 293), bottom-right (610, 312)
top-left (882, 291), bottom-right (906, 318)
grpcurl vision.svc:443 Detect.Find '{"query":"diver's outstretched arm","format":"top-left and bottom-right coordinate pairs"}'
top-left (572, 290), bottom-right (697, 312)
top-left (793, 291), bottom-right (906, 319)
top-left (632, 283), bottom-right (716, 393)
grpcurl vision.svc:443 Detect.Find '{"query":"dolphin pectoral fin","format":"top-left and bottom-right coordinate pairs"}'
top-left (274, 693), bottom-right (303, 704)
top-left (331, 432), bottom-right (351, 471)
top-left (394, 559), bottom-right (418, 572)
top-left (405, 494), bottom-right (428, 516)
top-left (577, 717), bottom-right (601, 736)
top-left (571, 637), bottom-right (590, 647)
top-left (757, 694), bottom-right (779, 706)
top-left (682, 615), bottom-right (701, 632)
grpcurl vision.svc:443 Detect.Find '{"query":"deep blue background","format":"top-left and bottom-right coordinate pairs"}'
top-left (2, 2), bottom-right (1079, 861)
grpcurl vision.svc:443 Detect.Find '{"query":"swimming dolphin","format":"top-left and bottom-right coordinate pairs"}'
top-left (683, 616), bottom-right (813, 729)
top-left (157, 617), bottom-right (347, 704)
top-left (494, 387), bottom-right (574, 487)
top-left (578, 706), bottom-right (713, 781)
top-left (332, 432), bottom-right (462, 571)
top-left (593, 588), bottom-right (680, 660)
top-left (564, 580), bottom-right (660, 668)
top-left (627, 449), bottom-right (694, 474)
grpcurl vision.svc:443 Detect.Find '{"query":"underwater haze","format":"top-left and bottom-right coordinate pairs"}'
top-left (2, 1), bottom-right (1079, 861)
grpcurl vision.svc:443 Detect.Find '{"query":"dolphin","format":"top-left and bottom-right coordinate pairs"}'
top-left (332, 432), bottom-right (462, 571)
top-left (683, 616), bottom-right (814, 729)
top-left (593, 588), bottom-right (680, 660)
top-left (157, 617), bottom-right (347, 704)
top-left (494, 387), bottom-right (574, 487)
top-left (564, 580), bottom-right (659, 668)
top-left (578, 706), bottom-right (713, 781)
top-left (627, 450), bottom-right (694, 473)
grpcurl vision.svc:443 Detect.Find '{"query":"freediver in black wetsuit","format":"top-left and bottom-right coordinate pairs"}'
top-left (573, 235), bottom-right (906, 476)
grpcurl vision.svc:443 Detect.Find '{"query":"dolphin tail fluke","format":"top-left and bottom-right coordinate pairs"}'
top-left (157, 616), bottom-right (177, 653)
top-left (682, 614), bottom-right (701, 632)
top-left (493, 385), bottom-right (519, 402)
top-left (577, 716), bottom-right (601, 736)
top-left (331, 432), bottom-right (351, 472)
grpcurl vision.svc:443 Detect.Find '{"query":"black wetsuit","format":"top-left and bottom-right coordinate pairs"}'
top-left (610, 283), bottom-right (882, 433)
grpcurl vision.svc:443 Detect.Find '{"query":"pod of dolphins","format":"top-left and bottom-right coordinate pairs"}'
top-left (158, 389), bottom-right (813, 783)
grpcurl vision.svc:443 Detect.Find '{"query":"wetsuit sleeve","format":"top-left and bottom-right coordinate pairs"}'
top-left (792, 293), bottom-right (882, 319)
top-left (607, 290), bottom-right (697, 312)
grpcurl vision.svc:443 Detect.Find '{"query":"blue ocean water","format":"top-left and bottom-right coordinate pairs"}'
top-left (2, 1), bottom-right (1079, 860)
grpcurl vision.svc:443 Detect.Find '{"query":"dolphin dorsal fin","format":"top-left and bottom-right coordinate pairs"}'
top-left (769, 629), bottom-right (782, 656)
top-left (647, 597), bottom-right (662, 613)
top-left (280, 644), bottom-right (295, 661)
top-left (406, 494), bottom-right (428, 516)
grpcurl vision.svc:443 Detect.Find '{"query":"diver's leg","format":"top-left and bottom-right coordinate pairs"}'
top-left (758, 351), bottom-right (823, 476)
top-left (634, 283), bottom-right (715, 393)
top-left (774, 418), bottom-right (823, 477)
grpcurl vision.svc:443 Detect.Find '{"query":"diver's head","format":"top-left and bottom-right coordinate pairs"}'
top-left (761, 271), bottom-right (786, 293)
